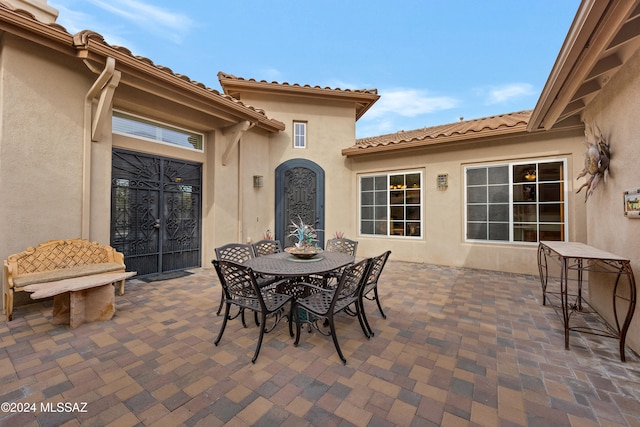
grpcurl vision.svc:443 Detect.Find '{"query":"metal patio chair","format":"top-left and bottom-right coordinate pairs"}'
top-left (212, 260), bottom-right (294, 363)
top-left (251, 239), bottom-right (287, 287)
top-left (293, 258), bottom-right (370, 364)
top-left (325, 238), bottom-right (358, 256)
top-left (320, 238), bottom-right (359, 285)
top-left (359, 250), bottom-right (391, 337)
top-left (214, 243), bottom-right (256, 316)
top-left (252, 239), bottom-right (283, 257)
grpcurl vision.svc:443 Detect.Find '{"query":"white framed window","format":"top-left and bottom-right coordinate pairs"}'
top-left (293, 121), bottom-right (307, 148)
top-left (359, 171), bottom-right (422, 238)
top-left (465, 159), bottom-right (567, 243)
top-left (112, 110), bottom-right (204, 151)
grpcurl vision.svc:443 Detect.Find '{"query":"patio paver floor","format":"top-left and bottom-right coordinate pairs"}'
top-left (1, 260), bottom-right (640, 426)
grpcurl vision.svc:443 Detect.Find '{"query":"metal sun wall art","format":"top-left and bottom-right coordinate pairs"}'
top-left (576, 122), bottom-right (610, 202)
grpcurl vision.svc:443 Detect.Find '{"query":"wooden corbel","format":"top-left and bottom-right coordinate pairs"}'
top-left (221, 120), bottom-right (253, 165)
top-left (83, 56), bottom-right (121, 142)
top-left (92, 70), bottom-right (121, 142)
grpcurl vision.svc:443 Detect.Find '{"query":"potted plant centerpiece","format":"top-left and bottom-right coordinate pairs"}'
top-left (285, 216), bottom-right (323, 259)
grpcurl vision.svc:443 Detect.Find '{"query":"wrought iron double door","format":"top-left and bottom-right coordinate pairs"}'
top-left (111, 149), bottom-right (202, 276)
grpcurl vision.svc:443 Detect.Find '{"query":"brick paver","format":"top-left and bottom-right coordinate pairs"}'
top-left (1, 261), bottom-right (639, 426)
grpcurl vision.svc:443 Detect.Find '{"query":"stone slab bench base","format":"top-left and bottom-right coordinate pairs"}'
top-left (24, 271), bottom-right (136, 329)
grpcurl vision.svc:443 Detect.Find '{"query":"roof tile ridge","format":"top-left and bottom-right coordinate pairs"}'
top-left (68, 36), bottom-right (276, 115)
top-left (355, 110), bottom-right (532, 145)
top-left (218, 71), bottom-right (378, 95)
top-left (0, 1), bottom-right (69, 33)
top-left (0, 1), bottom-right (34, 19)
top-left (0, 10), bottom-right (281, 127)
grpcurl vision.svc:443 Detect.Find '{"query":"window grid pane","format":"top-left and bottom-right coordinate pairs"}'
top-left (293, 122), bottom-right (306, 148)
top-left (466, 160), bottom-right (566, 243)
top-left (466, 166), bottom-right (509, 242)
top-left (360, 171), bottom-right (422, 238)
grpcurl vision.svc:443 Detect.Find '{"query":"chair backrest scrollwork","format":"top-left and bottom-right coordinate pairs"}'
top-left (215, 243), bottom-right (255, 264)
top-left (325, 238), bottom-right (358, 257)
top-left (363, 250), bottom-right (391, 292)
top-left (252, 240), bottom-right (282, 257)
top-left (332, 258), bottom-right (369, 309)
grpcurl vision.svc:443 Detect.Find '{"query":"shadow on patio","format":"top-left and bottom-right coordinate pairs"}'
top-left (1, 261), bottom-right (640, 426)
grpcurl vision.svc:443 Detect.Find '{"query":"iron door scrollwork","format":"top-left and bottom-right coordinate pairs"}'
top-left (275, 159), bottom-right (325, 248)
top-left (111, 149), bottom-right (202, 276)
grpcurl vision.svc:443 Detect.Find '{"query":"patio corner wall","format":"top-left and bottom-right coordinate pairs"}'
top-left (582, 47), bottom-right (640, 354)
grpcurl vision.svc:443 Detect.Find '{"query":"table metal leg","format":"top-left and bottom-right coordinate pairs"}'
top-left (537, 244), bottom-right (548, 306)
top-left (614, 262), bottom-right (637, 362)
top-left (561, 258), bottom-right (571, 350)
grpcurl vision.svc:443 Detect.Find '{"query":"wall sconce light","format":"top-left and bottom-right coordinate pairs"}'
top-left (437, 174), bottom-right (448, 190)
top-left (524, 169), bottom-right (537, 181)
top-left (253, 175), bottom-right (263, 188)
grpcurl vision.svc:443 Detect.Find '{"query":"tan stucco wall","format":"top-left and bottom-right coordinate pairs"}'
top-left (238, 129), bottom-right (274, 244)
top-left (0, 35), bottom-right (91, 260)
top-left (582, 47), bottom-right (640, 353)
top-left (348, 129), bottom-right (586, 276)
top-left (232, 93), bottom-right (357, 245)
top-left (0, 29), bottom-right (263, 274)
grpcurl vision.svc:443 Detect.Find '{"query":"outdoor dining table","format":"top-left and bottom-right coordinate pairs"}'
top-left (244, 251), bottom-right (354, 279)
top-left (244, 250), bottom-right (355, 327)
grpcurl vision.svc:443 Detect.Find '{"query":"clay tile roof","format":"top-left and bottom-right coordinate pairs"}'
top-left (218, 71), bottom-right (379, 96)
top-left (0, 4), bottom-right (284, 132)
top-left (218, 72), bottom-right (380, 120)
top-left (343, 110), bottom-right (532, 157)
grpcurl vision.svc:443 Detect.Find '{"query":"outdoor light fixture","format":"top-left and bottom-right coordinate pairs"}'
top-left (253, 175), bottom-right (263, 188)
top-left (437, 174), bottom-right (448, 190)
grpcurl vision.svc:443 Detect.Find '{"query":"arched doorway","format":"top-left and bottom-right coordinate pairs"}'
top-left (275, 159), bottom-right (325, 248)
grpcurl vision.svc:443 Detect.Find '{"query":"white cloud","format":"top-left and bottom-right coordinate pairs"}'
top-left (90, 0), bottom-right (191, 29)
top-left (365, 88), bottom-right (459, 120)
top-left (357, 118), bottom-right (397, 138)
top-left (51, 2), bottom-right (136, 49)
top-left (485, 83), bottom-right (535, 105)
top-left (354, 87), bottom-right (459, 137)
top-left (51, 0), bottom-right (194, 44)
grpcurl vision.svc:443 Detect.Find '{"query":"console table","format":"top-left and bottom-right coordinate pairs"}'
top-left (537, 241), bottom-right (636, 361)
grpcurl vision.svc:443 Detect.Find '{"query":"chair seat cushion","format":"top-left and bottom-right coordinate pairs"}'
top-left (12, 263), bottom-right (125, 288)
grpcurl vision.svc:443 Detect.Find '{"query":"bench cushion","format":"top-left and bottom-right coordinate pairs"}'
top-left (12, 263), bottom-right (125, 288)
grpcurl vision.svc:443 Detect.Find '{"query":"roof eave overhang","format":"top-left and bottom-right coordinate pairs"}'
top-left (528, 0), bottom-right (640, 132)
top-left (0, 7), bottom-right (74, 54)
top-left (74, 39), bottom-right (285, 133)
top-left (0, 6), bottom-right (284, 133)
top-left (219, 75), bottom-right (380, 120)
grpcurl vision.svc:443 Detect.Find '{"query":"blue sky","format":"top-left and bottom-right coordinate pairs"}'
top-left (49, 0), bottom-right (581, 138)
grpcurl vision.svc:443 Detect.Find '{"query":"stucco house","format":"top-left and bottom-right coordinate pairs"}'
top-left (1, 0), bottom-right (639, 351)
top-left (342, 111), bottom-right (585, 274)
top-left (0, 0), bottom-right (378, 279)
